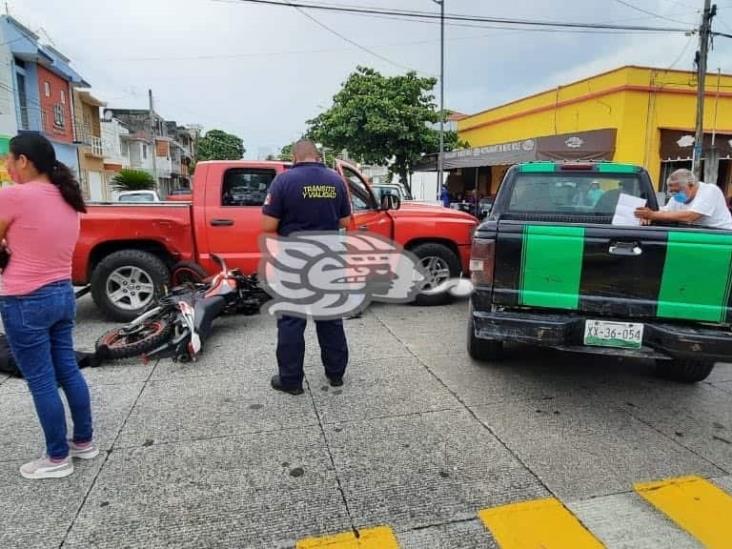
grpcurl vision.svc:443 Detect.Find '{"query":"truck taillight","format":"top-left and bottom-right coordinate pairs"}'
top-left (470, 239), bottom-right (496, 286)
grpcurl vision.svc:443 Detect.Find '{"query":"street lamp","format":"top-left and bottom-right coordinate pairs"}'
top-left (432, 0), bottom-right (445, 201)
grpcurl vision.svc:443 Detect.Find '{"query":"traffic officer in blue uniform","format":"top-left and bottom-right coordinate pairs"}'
top-left (261, 139), bottom-right (352, 395)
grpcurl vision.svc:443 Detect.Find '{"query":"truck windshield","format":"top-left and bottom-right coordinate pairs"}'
top-left (508, 173), bottom-right (646, 216)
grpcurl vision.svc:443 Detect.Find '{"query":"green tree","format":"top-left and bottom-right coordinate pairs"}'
top-left (307, 66), bottom-right (463, 193)
top-left (278, 143), bottom-right (293, 161)
top-left (196, 129), bottom-right (245, 161)
top-left (111, 169), bottom-right (156, 191)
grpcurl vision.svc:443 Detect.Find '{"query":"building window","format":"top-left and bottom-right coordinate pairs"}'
top-left (44, 81), bottom-right (50, 97)
top-left (53, 104), bottom-right (65, 127)
top-left (17, 72), bottom-right (28, 130)
top-left (142, 144), bottom-right (148, 159)
top-left (60, 89), bottom-right (66, 104)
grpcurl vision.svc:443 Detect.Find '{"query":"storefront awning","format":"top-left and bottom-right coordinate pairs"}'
top-left (416, 128), bottom-right (617, 171)
top-left (660, 129), bottom-right (732, 161)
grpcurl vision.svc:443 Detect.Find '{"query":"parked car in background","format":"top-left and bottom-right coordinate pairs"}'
top-left (73, 159), bottom-right (477, 321)
top-left (117, 190), bottom-right (161, 203)
top-left (372, 184), bottom-right (410, 205)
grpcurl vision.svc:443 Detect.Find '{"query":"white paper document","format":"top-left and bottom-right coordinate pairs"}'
top-left (612, 193), bottom-right (647, 226)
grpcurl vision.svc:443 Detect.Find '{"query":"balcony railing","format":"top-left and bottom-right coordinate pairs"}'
top-left (89, 136), bottom-right (104, 157)
top-left (75, 122), bottom-right (104, 157)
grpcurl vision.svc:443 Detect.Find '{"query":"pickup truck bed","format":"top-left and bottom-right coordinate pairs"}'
top-left (468, 161), bottom-right (732, 382)
top-left (73, 203), bottom-right (196, 286)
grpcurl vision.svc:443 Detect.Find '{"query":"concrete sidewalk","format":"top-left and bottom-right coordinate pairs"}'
top-left (0, 298), bottom-right (731, 548)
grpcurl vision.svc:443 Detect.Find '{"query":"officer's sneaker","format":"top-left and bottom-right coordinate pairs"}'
top-left (270, 375), bottom-right (304, 395)
top-left (328, 376), bottom-right (344, 387)
top-left (20, 456), bottom-right (74, 480)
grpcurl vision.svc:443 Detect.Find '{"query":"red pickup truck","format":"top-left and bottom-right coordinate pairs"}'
top-left (73, 160), bottom-right (477, 321)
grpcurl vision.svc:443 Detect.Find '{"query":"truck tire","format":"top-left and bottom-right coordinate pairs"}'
top-left (91, 250), bottom-right (170, 322)
top-left (467, 314), bottom-right (503, 362)
top-left (170, 261), bottom-right (208, 286)
top-left (656, 359), bottom-right (715, 383)
top-left (411, 242), bottom-right (462, 306)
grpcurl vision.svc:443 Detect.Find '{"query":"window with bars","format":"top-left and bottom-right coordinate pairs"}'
top-left (53, 104), bottom-right (65, 127)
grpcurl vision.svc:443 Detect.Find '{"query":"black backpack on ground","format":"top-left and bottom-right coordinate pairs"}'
top-left (0, 333), bottom-right (101, 378)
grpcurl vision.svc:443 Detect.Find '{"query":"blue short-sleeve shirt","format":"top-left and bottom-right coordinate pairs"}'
top-left (262, 162), bottom-right (351, 236)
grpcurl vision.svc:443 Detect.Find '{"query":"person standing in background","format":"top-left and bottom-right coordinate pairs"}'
top-left (440, 184), bottom-right (450, 207)
top-left (0, 133), bottom-right (97, 480)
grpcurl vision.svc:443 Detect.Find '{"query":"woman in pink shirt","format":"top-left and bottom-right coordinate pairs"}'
top-left (0, 133), bottom-right (97, 480)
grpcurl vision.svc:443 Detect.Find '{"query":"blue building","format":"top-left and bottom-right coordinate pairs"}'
top-left (0, 16), bottom-right (89, 176)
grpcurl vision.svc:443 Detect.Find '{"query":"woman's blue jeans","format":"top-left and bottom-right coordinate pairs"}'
top-left (1, 281), bottom-right (93, 460)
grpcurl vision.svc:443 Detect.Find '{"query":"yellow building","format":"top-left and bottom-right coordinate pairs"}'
top-left (452, 65), bottom-right (732, 196)
top-left (73, 89), bottom-right (107, 201)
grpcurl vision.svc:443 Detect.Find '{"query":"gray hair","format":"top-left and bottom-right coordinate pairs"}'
top-left (667, 168), bottom-right (698, 187)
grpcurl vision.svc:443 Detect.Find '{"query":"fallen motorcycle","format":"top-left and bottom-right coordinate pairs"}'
top-left (96, 255), bottom-right (270, 362)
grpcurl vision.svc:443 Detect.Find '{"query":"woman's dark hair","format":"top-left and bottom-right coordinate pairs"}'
top-left (9, 132), bottom-right (87, 213)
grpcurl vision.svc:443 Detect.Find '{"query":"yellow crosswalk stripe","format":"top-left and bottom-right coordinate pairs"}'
top-left (296, 526), bottom-right (399, 549)
top-left (635, 475), bottom-right (732, 548)
top-left (478, 497), bottom-right (603, 548)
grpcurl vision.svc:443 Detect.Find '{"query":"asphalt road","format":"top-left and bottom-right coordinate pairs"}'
top-left (1, 297), bottom-right (731, 548)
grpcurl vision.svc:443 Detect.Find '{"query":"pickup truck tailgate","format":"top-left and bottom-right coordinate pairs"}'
top-left (493, 220), bottom-right (732, 323)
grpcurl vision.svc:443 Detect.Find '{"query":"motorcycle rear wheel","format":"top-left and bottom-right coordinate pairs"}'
top-left (96, 319), bottom-right (173, 360)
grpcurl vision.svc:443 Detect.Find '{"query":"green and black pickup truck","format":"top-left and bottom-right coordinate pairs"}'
top-left (467, 161), bottom-right (732, 382)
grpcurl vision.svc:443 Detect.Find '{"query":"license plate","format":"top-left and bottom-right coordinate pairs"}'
top-left (584, 320), bottom-right (644, 349)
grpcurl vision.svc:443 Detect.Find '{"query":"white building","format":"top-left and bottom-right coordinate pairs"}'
top-left (127, 136), bottom-right (154, 173)
top-left (101, 116), bottom-right (130, 168)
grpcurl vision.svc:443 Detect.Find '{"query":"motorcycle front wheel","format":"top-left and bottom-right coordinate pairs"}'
top-left (96, 319), bottom-right (173, 360)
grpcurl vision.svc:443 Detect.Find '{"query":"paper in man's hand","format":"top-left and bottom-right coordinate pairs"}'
top-left (612, 193), bottom-right (647, 226)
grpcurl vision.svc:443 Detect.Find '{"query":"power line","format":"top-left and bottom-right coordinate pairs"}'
top-left (668, 33), bottom-right (696, 68)
top-left (86, 22), bottom-right (671, 65)
top-left (218, 0), bottom-right (699, 28)
top-left (332, 9), bottom-right (681, 35)
top-left (227, 0), bottom-right (693, 33)
top-left (285, 1), bottom-right (429, 74)
top-left (611, 0), bottom-right (696, 25)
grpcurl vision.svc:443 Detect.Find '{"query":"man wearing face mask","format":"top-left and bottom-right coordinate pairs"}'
top-left (635, 168), bottom-right (732, 230)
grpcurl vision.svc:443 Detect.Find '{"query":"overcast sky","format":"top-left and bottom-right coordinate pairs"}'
top-left (11, 0), bottom-right (732, 158)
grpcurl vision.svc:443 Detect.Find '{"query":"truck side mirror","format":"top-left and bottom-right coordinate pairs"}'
top-left (381, 192), bottom-right (401, 211)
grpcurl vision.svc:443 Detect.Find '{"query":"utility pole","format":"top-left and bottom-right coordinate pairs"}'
top-left (148, 89), bottom-right (158, 191)
top-left (433, 0), bottom-right (445, 200)
top-left (693, 0), bottom-right (716, 180)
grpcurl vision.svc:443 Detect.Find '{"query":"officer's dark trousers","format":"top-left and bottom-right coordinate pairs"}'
top-left (277, 315), bottom-right (348, 388)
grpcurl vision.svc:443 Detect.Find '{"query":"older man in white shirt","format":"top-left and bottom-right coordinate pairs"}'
top-left (635, 168), bottom-right (732, 230)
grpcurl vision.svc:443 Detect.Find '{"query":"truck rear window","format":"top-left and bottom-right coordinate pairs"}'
top-left (507, 173), bottom-right (647, 217)
top-left (222, 168), bottom-right (277, 206)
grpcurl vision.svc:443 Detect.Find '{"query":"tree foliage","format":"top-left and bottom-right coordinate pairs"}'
top-left (278, 143), bottom-right (293, 161)
top-left (196, 129), bottom-right (245, 162)
top-left (306, 66), bottom-right (462, 191)
top-left (111, 169), bottom-right (156, 191)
